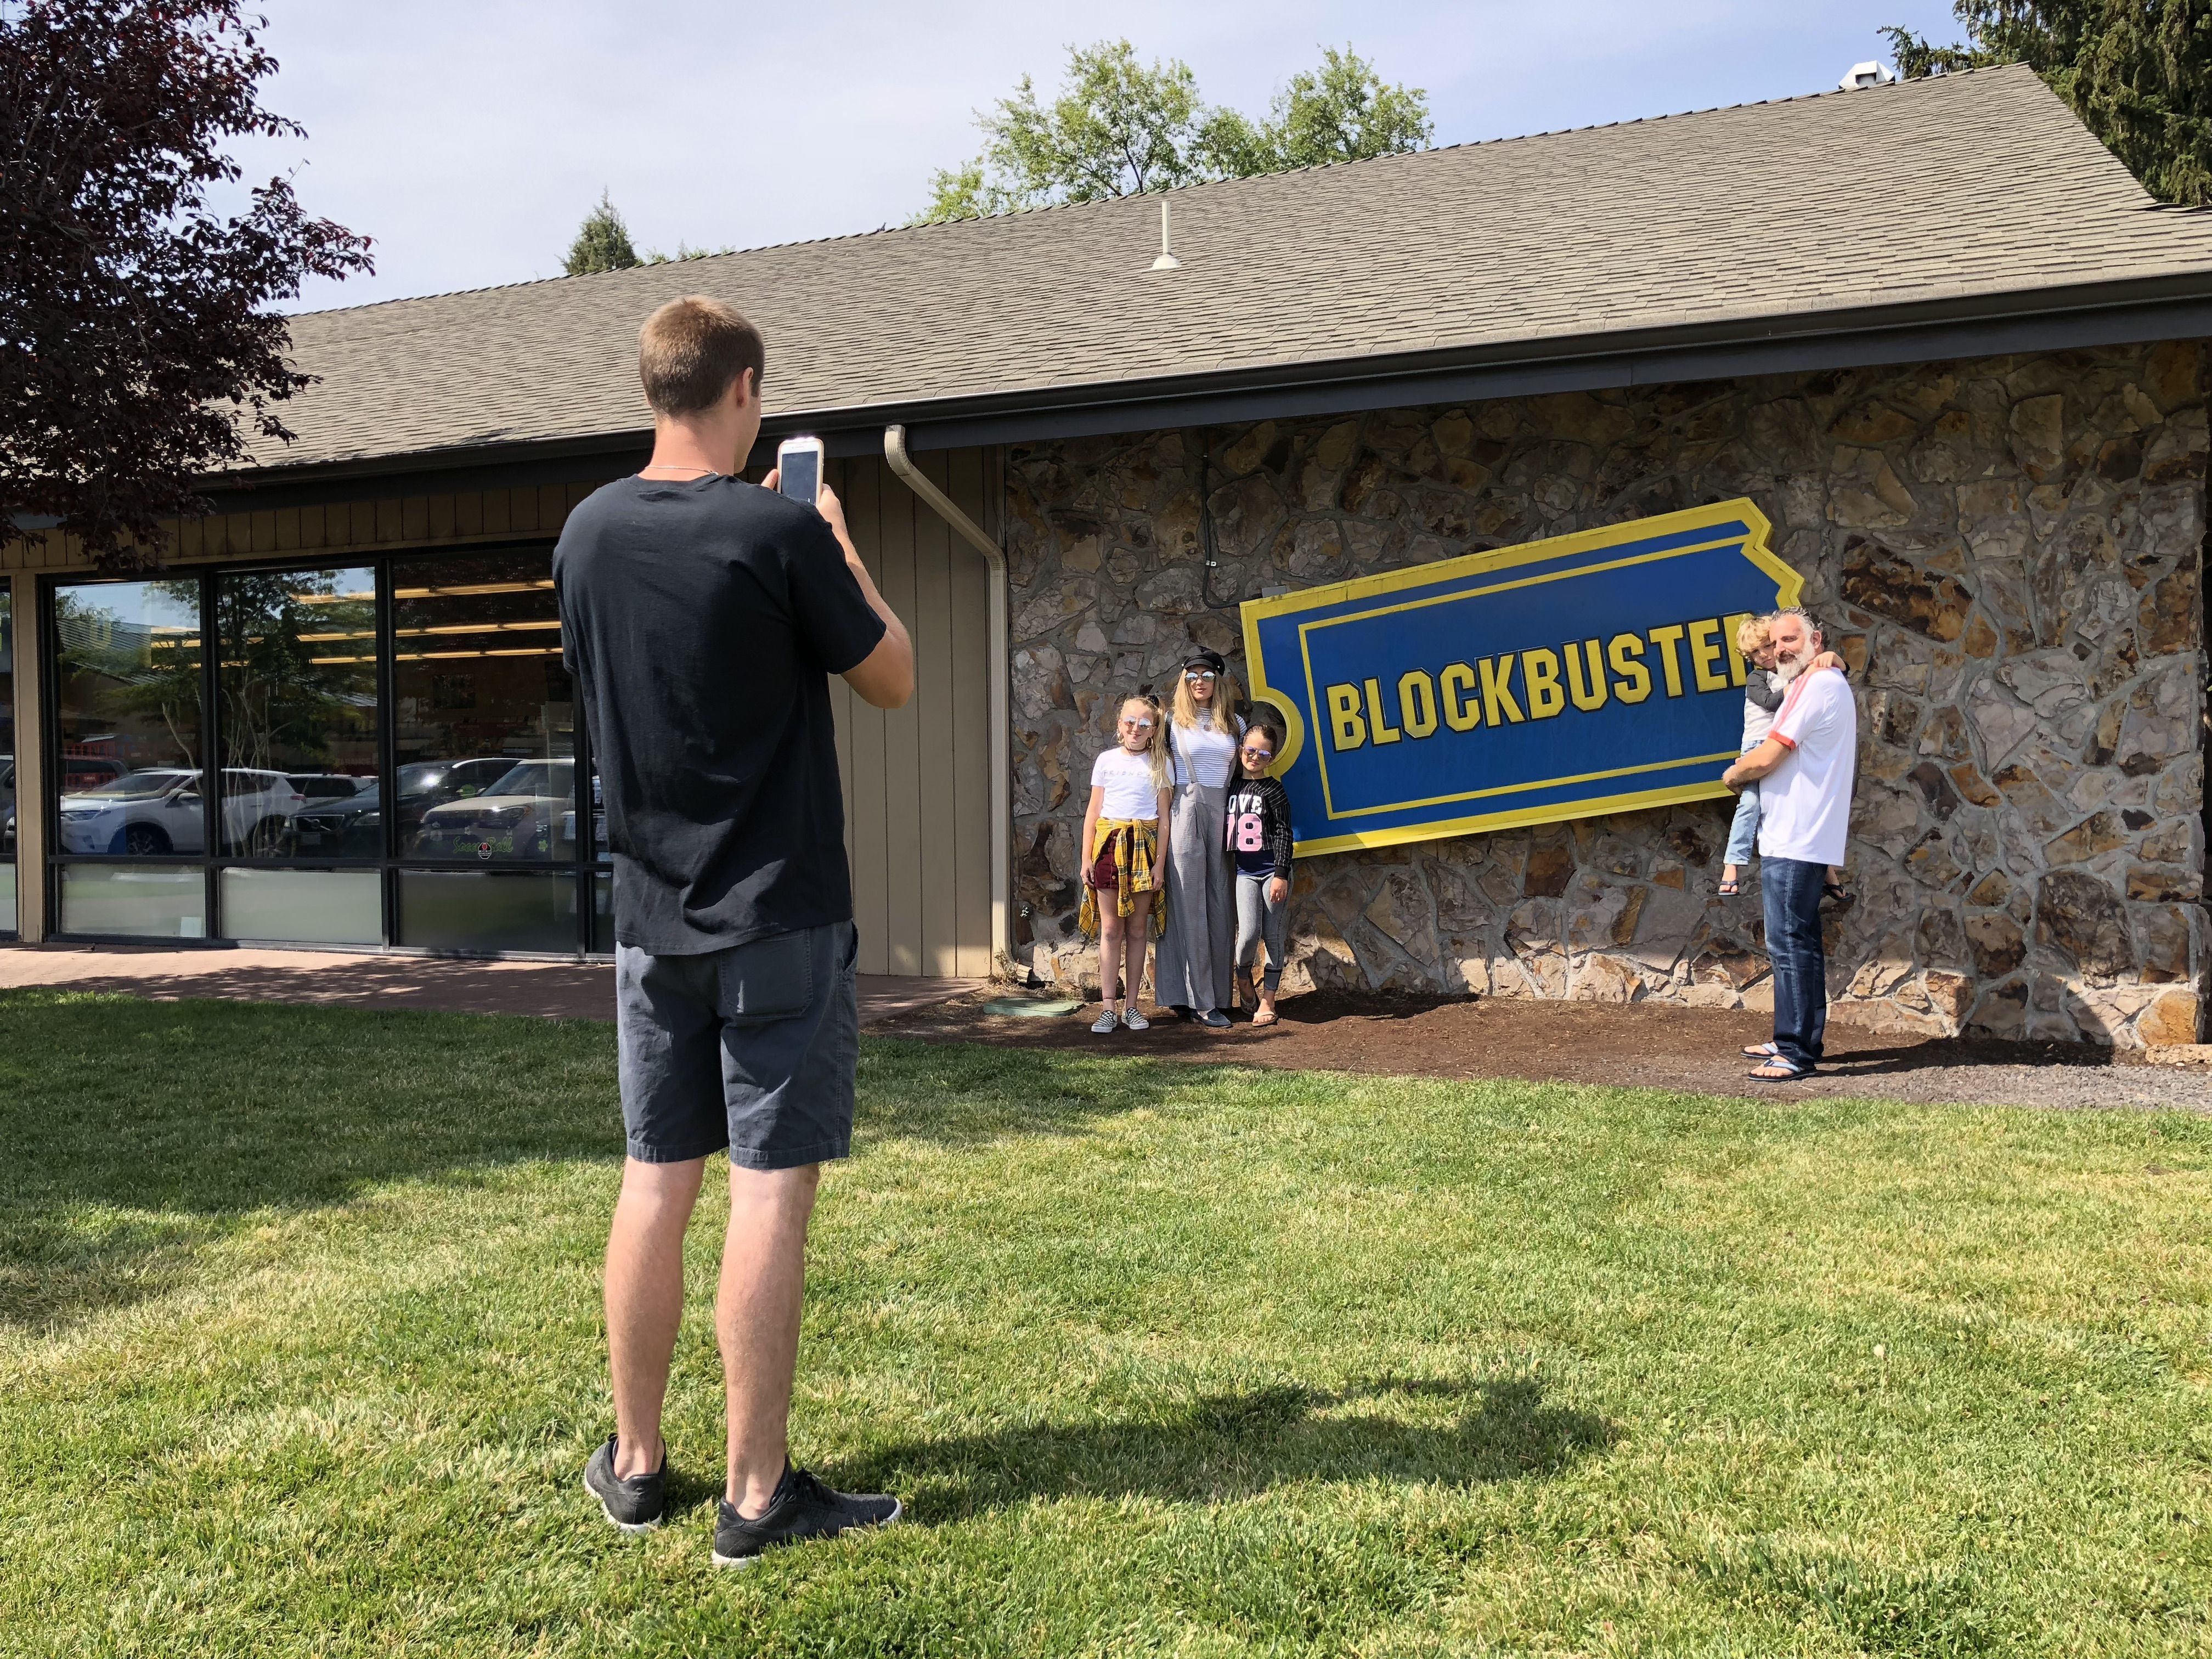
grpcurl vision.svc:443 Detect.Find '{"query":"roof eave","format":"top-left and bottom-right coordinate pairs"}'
top-left (208, 268), bottom-right (2212, 505)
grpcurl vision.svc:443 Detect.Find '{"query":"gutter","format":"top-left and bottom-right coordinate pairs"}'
top-left (881, 424), bottom-right (1013, 983)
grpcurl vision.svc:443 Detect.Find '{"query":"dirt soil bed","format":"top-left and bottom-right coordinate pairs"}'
top-left (876, 989), bottom-right (2212, 1114)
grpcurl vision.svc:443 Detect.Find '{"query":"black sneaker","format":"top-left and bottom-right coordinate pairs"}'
top-left (712, 1464), bottom-right (901, 1567)
top-left (583, 1434), bottom-right (668, 1533)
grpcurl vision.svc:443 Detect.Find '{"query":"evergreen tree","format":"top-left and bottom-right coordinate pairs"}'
top-left (916, 41), bottom-right (1430, 224)
top-left (563, 191), bottom-right (641, 275)
top-left (1884, 2), bottom-right (2212, 205)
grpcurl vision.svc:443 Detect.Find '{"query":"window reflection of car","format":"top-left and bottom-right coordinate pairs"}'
top-left (410, 759), bottom-right (576, 860)
top-left (55, 768), bottom-right (306, 856)
top-left (290, 783), bottom-right (385, 858)
top-left (391, 758), bottom-right (521, 842)
top-left (289, 773), bottom-right (375, 802)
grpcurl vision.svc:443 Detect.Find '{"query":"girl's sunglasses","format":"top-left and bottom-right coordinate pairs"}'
top-left (1120, 717), bottom-right (1155, 730)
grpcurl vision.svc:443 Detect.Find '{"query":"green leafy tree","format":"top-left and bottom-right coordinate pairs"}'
top-left (1883, 2), bottom-right (2212, 204)
top-left (917, 41), bottom-right (1430, 223)
top-left (1198, 46), bottom-right (1436, 176)
top-left (563, 191), bottom-right (641, 275)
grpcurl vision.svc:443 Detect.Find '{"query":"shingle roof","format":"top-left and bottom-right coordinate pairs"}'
top-left (253, 64), bottom-right (2212, 475)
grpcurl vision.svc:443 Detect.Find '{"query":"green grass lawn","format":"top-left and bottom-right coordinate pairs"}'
top-left (2, 989), bottom-right (2209, 1657)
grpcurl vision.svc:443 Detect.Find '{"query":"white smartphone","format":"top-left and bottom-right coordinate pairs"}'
top-left (775, 435), bottom-right (825, 506)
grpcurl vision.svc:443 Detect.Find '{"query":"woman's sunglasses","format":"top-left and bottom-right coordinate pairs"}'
top-left (1184, 669), bottom-right (1217, 682)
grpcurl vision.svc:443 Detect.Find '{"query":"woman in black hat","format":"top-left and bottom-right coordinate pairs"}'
top-left (1154, 647), bottom-right (1245, 1025)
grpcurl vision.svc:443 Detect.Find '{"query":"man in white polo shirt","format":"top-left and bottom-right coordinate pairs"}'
top-left (1721, 608), bottom-right (1857, 1081)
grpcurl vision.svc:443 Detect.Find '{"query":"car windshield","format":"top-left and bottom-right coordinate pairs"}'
top-left (76, 770), bottom-right (195, 800)
top-left (398, 763), bottom-right (453, 797)
top-left (485, 761), bottom-right (565, 798)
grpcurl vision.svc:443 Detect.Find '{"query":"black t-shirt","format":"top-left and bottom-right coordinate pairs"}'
top-left (554, 475), bottom-right (886, 954)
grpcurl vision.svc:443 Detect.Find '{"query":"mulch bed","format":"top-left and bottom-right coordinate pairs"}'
top-left (872, 986), bottom-right (2173, 1105)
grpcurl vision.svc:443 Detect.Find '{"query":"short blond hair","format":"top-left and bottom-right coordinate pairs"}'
top-left (638, 296), bottom-right (764, 416)
top-left (1735, 614), bottom-right (1772, 654)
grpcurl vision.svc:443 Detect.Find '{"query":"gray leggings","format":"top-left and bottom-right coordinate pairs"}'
top-left (1234, 872), bottom-right (1290, 992)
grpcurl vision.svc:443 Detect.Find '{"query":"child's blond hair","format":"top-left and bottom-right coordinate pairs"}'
top-left (1116, 693), bottom-right (1171, 792)
top-left (1735, 614), bottom-right (1773, 656)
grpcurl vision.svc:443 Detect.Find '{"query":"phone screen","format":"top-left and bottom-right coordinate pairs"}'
top-left (777, 446), bottom-right (821, 505)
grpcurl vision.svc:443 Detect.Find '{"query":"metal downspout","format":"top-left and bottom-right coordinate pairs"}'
top-left (882, 425), bottom-right (1013, 980)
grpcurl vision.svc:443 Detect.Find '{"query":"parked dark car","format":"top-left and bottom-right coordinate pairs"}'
top-left (289, 785), bottom-right (386, 858)
top-left (392, 758), bottom-right (521, 843)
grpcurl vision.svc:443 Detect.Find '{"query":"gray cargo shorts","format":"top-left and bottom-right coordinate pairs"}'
top-left (615, 921), bottom-right (859, 1170)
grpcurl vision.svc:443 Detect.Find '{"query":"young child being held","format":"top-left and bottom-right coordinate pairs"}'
top-left (1720, 616), bottom-right (1852, 904)
top-left (1225, 718), bottom-right (1295, 1026)
top-left (1079, 693), bottom-right (1173, 1034)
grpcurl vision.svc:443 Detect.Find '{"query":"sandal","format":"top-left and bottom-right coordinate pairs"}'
top-left (1251, 1008), bottom-right (1279, 1028)
top-left (1718, 879), bottom-right (1740, 896)
top-left (1822, 882), bottom-right (1854, 908)
top-left (1741, 1042), bottom-right (1779, 1059)
top-left (1747, 1058), bottom-right (1812, 1082)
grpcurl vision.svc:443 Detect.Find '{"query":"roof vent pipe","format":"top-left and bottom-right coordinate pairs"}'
top-left (1150, 199), bottom-right (1181, 272)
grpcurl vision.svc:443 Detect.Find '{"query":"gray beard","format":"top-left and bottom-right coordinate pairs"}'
top-left (1771, 654), bottom-right (1807, 687)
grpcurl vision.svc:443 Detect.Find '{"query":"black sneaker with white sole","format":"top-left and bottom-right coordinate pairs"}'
top-left (583, 1434), bottom-right (668, 1533)
top-left (712, 1464), bottom-right (901, 1567)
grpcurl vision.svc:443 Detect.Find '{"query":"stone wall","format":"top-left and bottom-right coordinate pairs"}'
top-left (1004, 345), bottom-right (2209, 1047)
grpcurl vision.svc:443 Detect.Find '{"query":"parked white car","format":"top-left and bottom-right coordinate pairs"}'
top-left (57, 768), bottom-right (307, 856)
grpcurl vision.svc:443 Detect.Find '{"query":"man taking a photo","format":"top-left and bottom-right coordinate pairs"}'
top-left (555, 295), bottom-right (914, 1566)
top-left (1721, 607), bottom-right (1857, 1083)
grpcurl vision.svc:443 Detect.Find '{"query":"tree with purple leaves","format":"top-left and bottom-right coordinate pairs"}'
top-left (1, 0), bottom-right (371, 568)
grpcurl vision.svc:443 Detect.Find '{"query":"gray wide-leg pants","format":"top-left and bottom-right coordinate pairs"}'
top-left (1154, 779), bottom-right (1233, 1012)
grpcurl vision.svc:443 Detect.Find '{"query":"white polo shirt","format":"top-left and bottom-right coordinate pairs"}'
top-left (1757, 668), bottom-right (1857, 867)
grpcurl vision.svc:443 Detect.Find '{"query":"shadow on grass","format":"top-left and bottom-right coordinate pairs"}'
top-left (832, 1375), bottom-right (1616, 1520)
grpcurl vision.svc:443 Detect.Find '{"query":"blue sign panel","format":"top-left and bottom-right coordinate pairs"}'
top-left (1240, 500), bottom-right (1803, 856)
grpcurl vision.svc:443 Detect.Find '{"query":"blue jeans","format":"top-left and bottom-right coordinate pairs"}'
top-left (1761, 857), bottom-right (1827, 1071)
top-left (1724, 776), bottom-right (1761, 867)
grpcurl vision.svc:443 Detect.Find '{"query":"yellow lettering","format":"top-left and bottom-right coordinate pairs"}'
top-left (1564, 639), bottom-right (1609, 713)
top-left (1521, 648), bottom-right (1565, 719)
top-left (1439, 662), bottom-right (1482, 731)
top-left (1397, 669), bottom-right (1438, 739)
top-left (1608, 633), bottom-right (1651, 703)
top-left (1479, 654), bottom-right (1525, 724)
top-left (1647, 624), bottom-right (1688, 697)
top-left (1327, 682), bottom-right (1366, 750)
top-left (1722, 611), bottom-right (1754, 687)
top-left (1363, 677), bottom-right (1402, 744)
top-left (1689, 618), bottom-right (1729, 693)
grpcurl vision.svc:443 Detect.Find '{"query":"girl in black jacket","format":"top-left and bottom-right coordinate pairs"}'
top-left (1224, 718), bottom-right (1295, 1026)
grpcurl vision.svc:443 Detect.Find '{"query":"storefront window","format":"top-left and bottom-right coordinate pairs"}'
top-left (52, 579), bottom-right (206, 859)
top-left (217, 566), bottom-right (380, 857)
top-left (392, 551), bottom-right (576, 864)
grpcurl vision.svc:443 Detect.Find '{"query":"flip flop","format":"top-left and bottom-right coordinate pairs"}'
top-left (1718, 879), bottom-right (1740, 896)
top-left (1822, 882), bottom-right (1854, 907)
top-left (1251, 1008), bottom-right (1279, 1027)
top-left (1747, 1058), bottom-right (1812, 1082)
top-left (1741, 1042), bottom-right (1779, 1059)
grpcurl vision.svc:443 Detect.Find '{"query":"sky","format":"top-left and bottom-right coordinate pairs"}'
top-left (228, 0), bottom-right (1967, 314)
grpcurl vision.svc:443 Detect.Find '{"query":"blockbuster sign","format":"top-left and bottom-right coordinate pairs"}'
top-left (1240, 499), bottom-right (1803, 857)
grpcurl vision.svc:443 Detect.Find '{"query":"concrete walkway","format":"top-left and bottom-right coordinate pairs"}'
top-left (0, 942), bottom-right (979, 1026)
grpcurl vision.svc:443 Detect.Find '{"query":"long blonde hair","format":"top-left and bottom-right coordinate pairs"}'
top-left (1171, 666), bottom-right (1245, 732)
top-left (1116, 693), bottom-right (1171, 792)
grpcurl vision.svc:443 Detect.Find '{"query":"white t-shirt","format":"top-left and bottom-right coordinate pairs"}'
top-left (1757, 669), bottom-right (1857, 866)
top-left (1091, 747), bottom-right (1163, 820)
top-left (1171, 716), bottom-right (1243, 788)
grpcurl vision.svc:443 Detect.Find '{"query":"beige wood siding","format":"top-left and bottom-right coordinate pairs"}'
top-left (829, 450), bottom-right (996, 978)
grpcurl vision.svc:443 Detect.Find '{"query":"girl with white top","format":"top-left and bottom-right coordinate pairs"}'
top-left (1079, 693), bottom-right (1173, 1034)
top-left (1153, 647), bottom-right (1246, 1026)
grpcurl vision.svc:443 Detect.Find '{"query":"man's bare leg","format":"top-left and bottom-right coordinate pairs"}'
top-left (606, 1155), bottom-right (707, 1477)
top-left (719, 1161), bottom-right (822, 1515)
